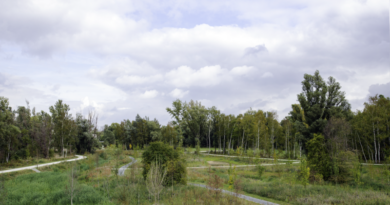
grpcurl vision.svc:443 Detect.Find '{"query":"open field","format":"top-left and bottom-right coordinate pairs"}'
top-left (2, 147), bottom-right (390, 205)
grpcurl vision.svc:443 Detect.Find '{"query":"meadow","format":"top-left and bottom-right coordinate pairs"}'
top-left (2, 147), bottom-right (390, 205)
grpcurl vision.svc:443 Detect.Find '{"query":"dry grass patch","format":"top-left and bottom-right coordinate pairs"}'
top-left (207, 161), bottom-right (230, 166)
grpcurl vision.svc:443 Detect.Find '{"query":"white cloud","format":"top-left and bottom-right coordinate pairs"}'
top-left (80, 96), bottom-right (104, 112)
top-left (115, 74), bottom-right (162, 85)
top-left (165, 65), bottom-right (229, 87)
top-left (231, 66), bottom-right (254, 75)
top-left (0, 0), bottom-right (387, 126)
top-left (141, 90), bottom-right (159, 98)
top-left (169, 88), bottom-right (189, 98)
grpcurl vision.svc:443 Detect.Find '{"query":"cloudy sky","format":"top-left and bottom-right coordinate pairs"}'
top-left (0, 0), bottom-right (388, 127)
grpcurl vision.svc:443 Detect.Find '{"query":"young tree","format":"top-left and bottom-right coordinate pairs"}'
top-left (145, 159), bottom-right (167, 203)
top-left (67, 163), bottom-right (78, 205)
top-left (49, 100), bottom-right (73, 157)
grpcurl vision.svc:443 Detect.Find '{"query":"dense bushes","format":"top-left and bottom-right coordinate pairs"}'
top-left (307, 134), bottom-right (331, 180)
top-left (307, 133), bottom-right (360, 184)
top-left (142, 141), bottom-right (187, 185)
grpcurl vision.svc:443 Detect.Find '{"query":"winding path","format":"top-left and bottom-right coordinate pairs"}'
top-left (118, 156), bottom-right (137, 176)
top-left (0, 155), bottom-right (87, 174)
top-left (189, 183), bottom-right (278, 205)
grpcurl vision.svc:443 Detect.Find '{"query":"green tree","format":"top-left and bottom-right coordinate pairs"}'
top-left (298, 158), bottom-right (310, 188)
top-left (142, 142), bottom-right (186, 185)
top-left (49, 100), bottom-right (74, 157)
top-left (0, 97), bottom-right (21, 162)
top-left (307, 133), bottom-right (331, 180)
top-left (292, 70), bottom-right (351, 151)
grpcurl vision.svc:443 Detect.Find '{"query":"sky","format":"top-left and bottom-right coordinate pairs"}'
top-left (0, 0), bottom-right (389, 128)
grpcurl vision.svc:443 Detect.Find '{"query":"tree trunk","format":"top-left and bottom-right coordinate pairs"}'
top-left (357, 132), bottom-right (367, 163)
top-left (219, 126), bottom-right (221, 152)
top-left (271, 121), bottom-right (274, 155)
top-left (373, 122), bottom-right (377, 163)
top-left (377, 122), bottom-right (380, 163)
top-left (208, 121), bottom-right (211, 153)
top-left (241, 129), bottom-right (245, 149)
top-left (6, 140), bottom-right (11, 163)
top-left (223, 126), bottom-right (226, 155)
top-left (257, 121), bottom-right (260, 150)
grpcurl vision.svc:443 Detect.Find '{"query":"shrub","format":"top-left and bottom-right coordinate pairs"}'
top-left (195, 139), bottom-right (200, 155)
top-left (307, 133), bottom-right (331, 180)
top-left (142, 142), bottom-right (186, 185)
top-left (330, 151), bottom-right (359, 184)
top-left (297, 158), bottom-right (310, 188)
top-left (256, 165), bottom-right (266, 179)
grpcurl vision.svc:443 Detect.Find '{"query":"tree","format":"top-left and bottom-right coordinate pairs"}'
top-left (0, 97), bottom-right (21, 162)
top-left (298, 158), bottom-right (310, 188)
top-left (293, 70), bottom-right (351, 151)
top-left (49, 100), bottom-right (74, 157)
top-left (161, 123), bottom-right (177, 146)
top-left (146, 159), bottom-right (167, 203)
top-left (75, 113), bottom-right (99, 154)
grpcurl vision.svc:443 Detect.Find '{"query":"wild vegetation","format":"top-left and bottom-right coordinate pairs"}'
top-left (1, 70), bottom-right (390, 204)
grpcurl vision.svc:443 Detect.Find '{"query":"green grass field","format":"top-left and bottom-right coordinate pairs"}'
top-left (2, 148), bottom-right (390, 205)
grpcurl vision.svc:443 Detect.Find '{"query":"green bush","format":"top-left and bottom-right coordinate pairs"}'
top-left (256, 165), bottom-right (266, 179)
top-left (307, 133), bottom-right (331, 180)
top-left (142, 141), bottom-right (186, 185)
top-left (330, 151), bottom-right (359, 184)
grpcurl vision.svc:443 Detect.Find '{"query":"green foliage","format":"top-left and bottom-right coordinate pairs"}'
top-left (307, 133), bottom-right (331, 180)
top-left (49, 149), bottom-right (55, 158)
top-left (330, 151), bottom-right (359, 184)
top-left (142, 141), bottom-right (186, 185)
top-left (298, 158), bottom-right (310, 188)
top-left (195, 139), bottom-right (200, 155)
top-left (227, 165), bottom-right (237, 190)
top-left (165, 159), bottom-right (187, 185)
top-left (236, 146), bottom-right (243, 155)
top-left (247, 149), bottom-right (253, 157)
top-left (256, 165), bottom-right (266, 179)
top-left (291, 70), bottom-right (351, 151)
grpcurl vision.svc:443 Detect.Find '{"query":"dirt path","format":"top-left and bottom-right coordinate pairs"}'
top-left (0, 155), bottom-right (87, 174)
top-left (201, 153), bottom-right (299, 162)
top-left (189, 183), bottom-right (278, 205)
top-left (118, 156), bottom-right (137, 176)
top-left (187, 162), bottom-right (299, 169)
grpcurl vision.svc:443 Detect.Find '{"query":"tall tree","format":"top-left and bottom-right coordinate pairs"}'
top-left (49, 100), bottom-right (73, 157)
top-left (0, 97), bottom-right (21, 162)
top-left (293, 70), bottom-right (351, 151)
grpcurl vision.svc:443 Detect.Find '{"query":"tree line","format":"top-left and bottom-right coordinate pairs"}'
top-left (1, 70), bottom-right (389, 171)
top-left (0, 99), bottom-right (99, 162)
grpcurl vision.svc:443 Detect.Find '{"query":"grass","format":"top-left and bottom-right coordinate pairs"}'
top-left (5, 172), bottom-right (111, 205)
top-left (188, 152), bottom-right (390, 205)
top-left (4, 147), bottom-right (390, 205)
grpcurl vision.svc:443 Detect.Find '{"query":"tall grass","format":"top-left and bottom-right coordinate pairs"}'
top-left (243, 181), bottom-right (390, 205)
top-left (6, 172), bottom-right (112, 205)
